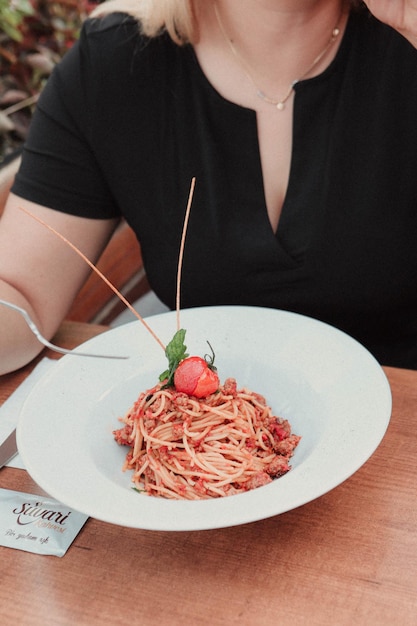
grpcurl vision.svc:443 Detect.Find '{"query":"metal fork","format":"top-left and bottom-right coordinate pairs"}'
top-left (0, 299), bottom-right (129, 359)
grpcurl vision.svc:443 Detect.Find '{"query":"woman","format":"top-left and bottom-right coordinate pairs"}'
top-left (0, 0), bottom-right (417, 374)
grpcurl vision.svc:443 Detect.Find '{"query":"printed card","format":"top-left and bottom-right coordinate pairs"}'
top-left (0, 488), bottom-right (88, 556)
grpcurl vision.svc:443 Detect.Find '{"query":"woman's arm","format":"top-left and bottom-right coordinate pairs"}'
top-left (364, 1), bottom-right (417, 48)
top-left (0, 192), bottom-right (119, 375)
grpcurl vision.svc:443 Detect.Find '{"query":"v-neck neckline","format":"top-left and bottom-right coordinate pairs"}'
top-left (185, 12), bottom-right (353, 262)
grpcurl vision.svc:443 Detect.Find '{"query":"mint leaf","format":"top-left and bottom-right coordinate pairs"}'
top-left (159, 329), bottom-right (188, 386)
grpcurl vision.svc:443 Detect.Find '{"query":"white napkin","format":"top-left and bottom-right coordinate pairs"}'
top-left (0, 358), bottom-right (56, 469)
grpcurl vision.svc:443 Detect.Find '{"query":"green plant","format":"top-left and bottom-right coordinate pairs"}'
top-left (0, 0), bottom-right (99, 164)
top-left (0, 0), bottom-right (35, 40)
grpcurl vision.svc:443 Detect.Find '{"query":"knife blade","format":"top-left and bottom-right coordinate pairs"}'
top-left (0, 429), bottom-right (18, 469)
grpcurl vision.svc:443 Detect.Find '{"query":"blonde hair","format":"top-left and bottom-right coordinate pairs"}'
top-left (91, 0), bottom-right (198, 44)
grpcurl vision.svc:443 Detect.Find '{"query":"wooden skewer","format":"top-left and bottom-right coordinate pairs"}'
top-left (18, 177), bottom-right (197, 354)
top-left (176, 177), bottom-right (196, 332)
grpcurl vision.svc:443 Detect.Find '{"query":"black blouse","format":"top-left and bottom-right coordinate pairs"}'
top-left (13, 10), bottom-right (417, 368)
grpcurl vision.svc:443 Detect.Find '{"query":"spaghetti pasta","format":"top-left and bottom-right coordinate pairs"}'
top-left (114, 377), bottom-right (301, 500)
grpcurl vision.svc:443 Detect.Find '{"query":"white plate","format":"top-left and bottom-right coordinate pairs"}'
top-left (17, 306), bottom-right (391, 531)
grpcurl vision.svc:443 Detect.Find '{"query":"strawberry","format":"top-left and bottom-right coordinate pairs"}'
top-left (174, 356), bottom-right (219, 397)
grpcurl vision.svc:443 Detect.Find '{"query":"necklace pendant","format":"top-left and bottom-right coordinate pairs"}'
top-left (215, 3), bottom-right (342, 116)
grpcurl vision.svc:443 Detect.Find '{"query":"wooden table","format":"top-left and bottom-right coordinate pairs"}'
top-left (0, 321), bottom-right (416, 626)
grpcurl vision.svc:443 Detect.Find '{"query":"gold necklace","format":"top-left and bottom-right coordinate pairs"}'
top-left (214, 3), bottom-right (342, 111)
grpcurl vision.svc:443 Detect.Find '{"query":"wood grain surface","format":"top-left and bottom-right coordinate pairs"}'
top-left (0, 323), bottom-right (416, 626)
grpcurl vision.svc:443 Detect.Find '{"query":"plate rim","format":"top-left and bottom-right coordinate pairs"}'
top-left (16, 305), bottom-right (392, 531)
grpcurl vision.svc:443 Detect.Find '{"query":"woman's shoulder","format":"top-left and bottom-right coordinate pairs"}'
top-left (352, 7), bottom-right (417, 59)
top-left (342, 7), bottom-right (417, 95)
top-left (77, 12), bottom-right (179, 80)
top-left (81, 12), bottom-right (176, 56)
top-left (83, 11), bottom-right (140, 39)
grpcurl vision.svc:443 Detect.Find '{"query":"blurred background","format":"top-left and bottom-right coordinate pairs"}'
top-left (0, 0), bottom-right (101, 167)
